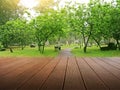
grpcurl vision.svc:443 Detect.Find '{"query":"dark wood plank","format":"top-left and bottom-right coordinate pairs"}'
top-left (18, 57), bottom-right (61, 90)
top-left (98, 57), bottom-right (120, 70)
top-left (0, 58), bottom-right (49, 78)
top-left (91, 57), bottom-right (120, 80)
top-left (0, 57), bottom-right (120, 90)
top-left (40, 56), bottom-right (68, 90)
top-left (0, 57), bottom-right (31, 69)
top-left (63, 57), bottom-right (86, 90)
top-left (0, 57), bottom-right (15, 63)
top-left (0, 57), bottom-right (23, 67)
top-left (0, 58), bottom-right (50, 89)
top-left (76, 57), bottom-right (108, 90)
top-left (0, 58), bottom-right (34, 77)
top-left (107, 57), bottom-right (120, 64)
top-left (84, 57), bottom-right (120, 89)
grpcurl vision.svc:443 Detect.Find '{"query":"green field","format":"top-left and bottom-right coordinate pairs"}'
top-left (0, 46), bottom-right (59, 57)
top-left (0, 45), bottom-right (120, 57)
top-left (72, 46), bottom-right (120, 57)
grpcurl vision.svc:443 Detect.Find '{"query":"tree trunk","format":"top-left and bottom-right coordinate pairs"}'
top-left (84, 46), bottom-right (87, 53)
top-left (38, 45), bottom-right (41, 52)
top-left (82, 31), bottom-right (86, 53)
top-left (41, 45), bottom-right (45, 54)
top-left (92, 37), bottom-right (101, 49)
top-left (116, 39), bottom-right (120, 50)
top-left (83, 36), bottom-right (90, 53)
top-left (9, 47), bottom-right (13, 53)
top-left (82, 24), bottom-right (93, 53)
top-left (38, 43), bottom-right (40, 51)
top-left (21, 45), bottom-right (25, 50)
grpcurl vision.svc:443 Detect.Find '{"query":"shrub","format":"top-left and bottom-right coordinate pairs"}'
top-left (30, 44), bottom-right (36, 48)
top-left (108, 43), bottom-right (117, 50)
top-left (100, 43), bottom-right (117, 51)
top-left (100, 47), bottom-right (109, 51)
top-left (0, 48), bottom-right (6, 51)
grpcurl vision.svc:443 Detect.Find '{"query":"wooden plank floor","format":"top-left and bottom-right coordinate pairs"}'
top-left (0, 57), bottom-right (120, 90)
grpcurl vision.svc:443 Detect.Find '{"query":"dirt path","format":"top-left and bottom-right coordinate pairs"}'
top-left (59, 48), bottom-right (73, 57)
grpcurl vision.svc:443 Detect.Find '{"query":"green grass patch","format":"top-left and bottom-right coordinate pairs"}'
top-left (72, 46), bottom-right (120, 57)
top-left (0, 46), bottom-right (59, 57)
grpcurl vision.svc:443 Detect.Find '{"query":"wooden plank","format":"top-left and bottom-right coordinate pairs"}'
top-left (0, 57), bottom-right (22, 67)
top-left (18, 57), bottom-right (61, 90)
top-left (0, 58), bottom-right (34, 77)
top-left (40, 56), bottom-right (68, 90)
top-left (0, 57), bottom-right (15, 63)
top-left (84, 57), bottom-right (120, 89)
top-left (0, 58), bottom-right (51, 89)
top-left (76, 57), bottom-right (108, 90)
top-left (107, 57), bottom-right (120, 64)
top-left (0, 57), bottom-right (31, 69)
top-left (0, 58), bottom-right (49, 78)
top-left (91, 58), bottom-right (120, 80)
top-left (63, 57), bottom-right (86, 90)
top-left (98, 57), bottom-right (120, 70)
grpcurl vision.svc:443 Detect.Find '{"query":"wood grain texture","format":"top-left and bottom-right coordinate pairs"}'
top-left (76, 58), bottom-right (108, 90)
top-left (63, 57), bottom-right (86, 90)
top-left (0, 57), bottom-right (120, 90)
top-left (40, 56), bottom-right (68, 90)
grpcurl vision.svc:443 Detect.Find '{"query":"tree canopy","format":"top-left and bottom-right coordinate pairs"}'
top-left (0, 0), bottom-right (120, 53)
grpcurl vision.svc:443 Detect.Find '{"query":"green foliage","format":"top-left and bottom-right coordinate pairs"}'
top-left (0, 19), bottom-right (33, 52)
top-left (66, 0), bottom-right (120, 52)
top-left (0, 0), bottom-right (120, 55)
top-left (31, 10), bottom-right (66, 53)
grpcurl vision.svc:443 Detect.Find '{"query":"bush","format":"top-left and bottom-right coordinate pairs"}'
top-left (100, 43), bottom-right (117, 51)
top-left (30, 44), bottom-right (36, 48)
top-left (100, 47), bottom-right (109, 51)
top-left (108, 43), bottom-right (117, 50)
top-left (54, 45), bottom-right (61, 51)
top-left (0, 48), bottom-right (6, 51)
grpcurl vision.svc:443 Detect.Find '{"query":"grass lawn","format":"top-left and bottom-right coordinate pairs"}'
top-left (72, 46), bottom-right (120, 57)
top-left (0, 46), bottom-right (59, 57)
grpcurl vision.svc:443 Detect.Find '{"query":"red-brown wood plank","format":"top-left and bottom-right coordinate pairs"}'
top-left (0, 57), bottom-right (120, 90)
top-left (0, 57), bottom-right (16, 64)
top-left (0, 58), bottom-right (50, 78)
top-left (40, 56), bottom-right (68, 90)
top-left (63, 57), bottom-right (86, 90)
top-left (76, 57), bottom-right (108, 90)
top-left (0, 58), bottom-right (35, 76)
top-left (98, 57), bottom-right (120, 70)
top-left (107, 57), bottom-right (120, 64)
top-left (84, 57), bottom-right (120, 89)
top-left (18, 57), bottom-right (61, 90)
top-left (0, 57), bottom-right (24, 67)
top-left (0, 58), bottom-right (51, 89)
top-left (0, 57), bottom-right (31, 69)
top-left (91, 58), bottom-right (120, 80)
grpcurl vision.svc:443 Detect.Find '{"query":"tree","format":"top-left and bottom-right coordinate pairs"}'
top-left (109, 0), bottom-right (120, 50)
top-left (66, 2), bottom-right (94, 53)
top-left (32, 10), bottom-right (65, 53)
top-left (66, 0), bottom-right (112, 52)
top-left (0, 20), bottom-right (17, 52)
top-left (0, 18), bottom-right (31, 52)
